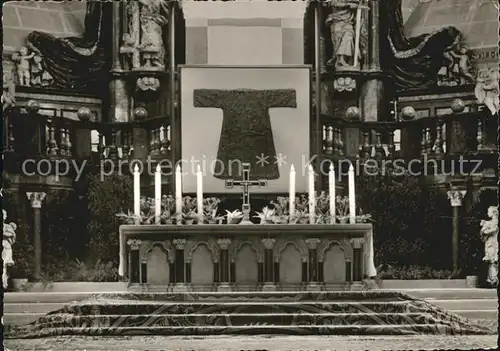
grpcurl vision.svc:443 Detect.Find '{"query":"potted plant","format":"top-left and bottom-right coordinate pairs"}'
top-left (295, 209), bottom-right (310, 224)
top-left (336, 196), bottom-right (350, 224)
top-left (203, 197), bottom-right (223, 224)
top-left (182, 210), bottom-right (199, 225)
top-left (116, 210), bottom-right (141, 224)
top-left (226, 209), bottom-right (243, 224)
top-left (270, 197), bottom-right (290, 224)
top-left (254, 206), bottom-right (276, 224)
top-left (161, 195), bottom-right (176, 224)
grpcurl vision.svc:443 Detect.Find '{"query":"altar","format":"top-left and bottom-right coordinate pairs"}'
top-left (118, 223), bottom-right (376, 291)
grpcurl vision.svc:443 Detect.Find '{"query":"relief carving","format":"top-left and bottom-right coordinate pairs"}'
top-left (273, 239), bottom-right (308, 263)
top-left (141, 241), bottom-right (175, 263)
top-left (229, 240), bottom-right (264, 263)
top-left (185, 239), bottom-right (220, 263)
top-left (437, 36), bottom-right (474, 87)
top-left (475, 67), bottom-right (500, 116)
top-left (11, 47), bottom-right (53, 87)
top-left (317, 239), bottom-right (352, 262)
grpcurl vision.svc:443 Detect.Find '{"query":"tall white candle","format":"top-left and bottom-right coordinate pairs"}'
top-left (289, 164), bottom-right (296, 220)
top-left (155, 164), bottom-right (161, 224)
top-left (133, 164), bottom-right (140, 223)
top-left (175, 164), bottom-right (182, 223)
top-left (308, 164), bottom-right (315, 224)
top-left (196, 164), bottom-right (203, 224)
top-left (329, 163), bottom-right (336, 224)
top-left (348, 164), bottom-right (356, 224)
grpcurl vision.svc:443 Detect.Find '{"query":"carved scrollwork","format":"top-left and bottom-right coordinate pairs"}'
top-left (229, 239), bottom-right (264, 263)
top-left (216, 238), bottom-right (232, 250)
top-left (317, 239), bottom-right (352, 262)
top-left (273, 239), bottom-right (308, 263)
top-left (185, 239), bottom-right (220, 263)
top-left (140, 240), bottom-right (175, 263)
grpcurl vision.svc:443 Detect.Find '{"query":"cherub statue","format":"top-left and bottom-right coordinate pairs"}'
top-left (438, 38), bottom-right (474, 86)
top-left (2, 209), bottom-right (17, 289)
top-left (11, 46), bottom-right (35, 87)
top-left (475, 68), bottom-right (500, 116)
top-left (480, 206), bottom-right (498, 286)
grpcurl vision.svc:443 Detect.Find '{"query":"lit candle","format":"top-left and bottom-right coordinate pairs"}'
top-left (155, 164), bottom-right (161, 224)
top-left (133, 164), bottom-right (140, 223)
top-left (348, 164), bottom-right (356, 224)
top-left (196, 164), bottom-right (203, 224)
top-left (175, 164), bottom-right (182, 223)
top-left (308, 164), bottom-right (315, 224)
top-left (289, 164), bottom-right (296, 220)
top-left (329, 163), bottom-right (335, 224)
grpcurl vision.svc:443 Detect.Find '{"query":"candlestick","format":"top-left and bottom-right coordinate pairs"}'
top-left (348, 164), bottom-right (356, 224)
top-left (308, 164), bottom-right (315, 224)
top-left (175, 164), bottom-right (182, 223)
top-left (329, 163), bottom-right (335, 224)
top-left (289, 164), bottom-right (296, 220)
top-left (196, 164), bottom-right (203, 224)
top-left (133, 164), bottom-right (140, 224)
top-left (155, 164), bottom-right (161, 224)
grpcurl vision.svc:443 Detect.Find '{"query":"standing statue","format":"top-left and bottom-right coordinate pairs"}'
top-left (475, 68), bottom-right (500, 116)
top-left (325, 0), bottom-right (358, 68)
top-left (3, 210), bottom-right (17, 289)
top-left (138, 0), bottom-right (169, 69)
top-left (480, 206), bottom-right (498, 287)
top-left (11, 47), bottom-right (35, 87)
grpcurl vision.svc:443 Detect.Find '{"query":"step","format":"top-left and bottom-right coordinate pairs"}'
top-left (3, 292), bottom-right (96, 304)
top-left (384, 289), bottom-right (497, 300)
top-left (26, 312), bottom-right (448, 329)
top-left (7, 324), bottom-right (492, 339)
top-left (3, 313), bottom-right (45, 326)
top-left (4, 302), bottom-right (67, 314)
top-left (451, 310), bottom-right (498, 320)
top-left (427, 299), bottom-right (497, 311)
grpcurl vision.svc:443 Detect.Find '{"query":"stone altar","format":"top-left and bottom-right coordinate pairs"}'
top-left (118, 224), bottom-right (376, 291)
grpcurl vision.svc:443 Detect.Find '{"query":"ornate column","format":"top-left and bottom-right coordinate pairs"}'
top-left (360, 0), bottom-right (384, 122)
top-left (305, 239), bottom-right (320, 291)
top-left (127, 239), bottom-right (142, 284)
top-left (261, 238), bottom-right (276, 291)
top-left (26, 192), bottom-right (46, 279)
top-left (173, 239), bottom-right (187, 292)
top-left (447, 187), bottom-right (467, 276)
top-left (350, 238), bottom-right (365, 291)
top-left (217, 239), bottom-right (232, 292)
top-left (109, 0), bottom-right (129, 122)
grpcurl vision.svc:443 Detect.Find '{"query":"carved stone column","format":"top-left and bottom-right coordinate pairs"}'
top-left (261, 238), bottom-right (276, 291)
top-left (350, 238), bottom-right (365, 291)
top-left (173, 239), bottom-right (187, 291)
top-left (360, 0), bottom-right (384, 122)
top-left (127, 239), bottom-right (142, 284)
top-left (217, 239), bottom-right (232, 292)
top-left (447, 188), bottom-right (467, 276)
top-left (305, 239), bottom-right (320, 291)
top-left (26, 192), bottom-right (46, 279)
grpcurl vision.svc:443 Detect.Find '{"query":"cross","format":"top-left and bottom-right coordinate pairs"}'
top-left (225, 163), bottom-right (267, 224)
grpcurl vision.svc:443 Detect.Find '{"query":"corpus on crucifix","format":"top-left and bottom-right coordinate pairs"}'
top-left (225, 163), bottom-right (267, 225)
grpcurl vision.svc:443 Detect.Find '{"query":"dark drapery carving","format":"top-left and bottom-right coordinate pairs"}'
top-left (25, 2), bottom-right (112, 92)
top-left (379, 0), bottom-right (462, 90)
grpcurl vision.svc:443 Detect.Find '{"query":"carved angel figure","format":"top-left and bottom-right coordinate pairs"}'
top-left (475, 68), bottom-right (500, 116)
top-left (438, 37), bottom-right (474, 86)
top-left (11, 46), bottom-right (35, 86)
top-left (325, 0), bottom-right (358, 68)
top-left (480, 206), bottom-right (498, 286)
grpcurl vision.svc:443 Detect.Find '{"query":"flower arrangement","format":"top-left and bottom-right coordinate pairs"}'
top-left (336, 196), bottom-right (350, 223)
top-left (182, 196), bottom-right (199, 224)
top-left (226, 209), bottom-right (243, 224)
top-left (270, 197), bottom-right (289, 223)
top-left (161, 195), bottom-right (176, 223)
top-left (254, 206), bottom-right (276, 224)
top-left (203, 197), bottom-right (223, 224)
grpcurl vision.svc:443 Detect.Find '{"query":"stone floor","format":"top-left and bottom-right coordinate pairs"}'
top-left (4, 334), bottom-right (498, 351)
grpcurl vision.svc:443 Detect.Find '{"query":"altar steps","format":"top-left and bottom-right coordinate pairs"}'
top-left (5, 291), bottom-right (495, 338)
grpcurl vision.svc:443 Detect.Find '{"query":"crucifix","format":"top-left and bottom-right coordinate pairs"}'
top-left (225, 163), bottom-right (267, 225)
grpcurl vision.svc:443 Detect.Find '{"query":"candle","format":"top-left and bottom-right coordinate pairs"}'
top-left (196, 164), bottom-right (203, 224)
top-left (348, 164), bottom-right (356, 224)
top-left (155, 164), bottom-right (161, 224)
top-left (308, 164), bottom-right (315, 224)
top-left (133, 164), bottom-right (140, 223)
top-left (175, 164), bottom-right (182, 223)
top-left (329, 163), bottom-right (335, 224)
top-left (289, 164), bottom-right (296, 220)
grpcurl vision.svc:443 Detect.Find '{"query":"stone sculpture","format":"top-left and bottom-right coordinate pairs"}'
top-left (325, 0), bottom-right (358, 68)
top-left (480, 206), bottom-right (498, 287)
top-left (2, 210), bottom-right (17, 289)
top-left (438, 37), bottom-right (474, 87)
top-left (475, 68), bottom-right (500, 116)
top-left (11, 47), bottom-right (35, 87)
